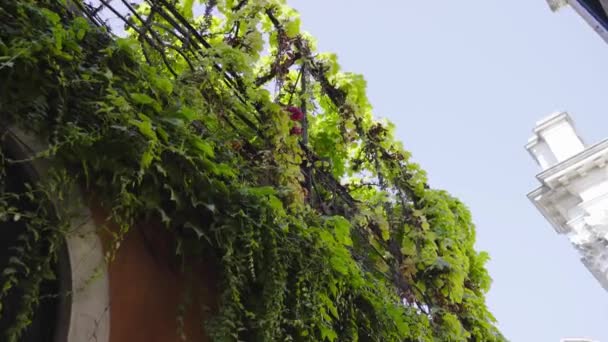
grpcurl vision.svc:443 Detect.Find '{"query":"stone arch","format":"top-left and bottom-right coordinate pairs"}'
top-left (1, 127), bottom-right (110, 342)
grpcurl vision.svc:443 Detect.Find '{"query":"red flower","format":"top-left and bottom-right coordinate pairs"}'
top-left (285, 106), bottom-right (304, 121)
top-left (290, 126), bottom-right (303, 135)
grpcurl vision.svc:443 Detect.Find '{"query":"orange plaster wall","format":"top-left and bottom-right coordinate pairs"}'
top-left (91, 207), bottom-right (217, 342)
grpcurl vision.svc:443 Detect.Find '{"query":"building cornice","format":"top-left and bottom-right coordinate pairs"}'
top-left (537, 138), bottom-right (608, 184)
top-left (570, 0), bottom-right (608, 43)
top-left (533, 112), bottom-right (574, 135)
top-left (528, 186), bottom-right (571, 234)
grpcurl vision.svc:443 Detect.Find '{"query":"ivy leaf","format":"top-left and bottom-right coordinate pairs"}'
top-left (329, 255), bottom-right (349, 276)
top-left (214, 163), bottom-right (236, 179)
top-left (151, 75), bottom-right (173, 95)
top-left (327, 216), bottom-right (352, 247)
top-left (204, 203), bottom-right (216, 213)
top-left (185, 222), bottom-right (211, 244)
top-left (116, 37), bottom-right (139, 55)
top-left (191, 137), bottom-right (215, 158)
top-left (285, 18), bottom-right (301, 38)
top-left (131, 93), bottom-right (153, 105)
top-left (42, 267), bottom-right (56, 281)
top-left (72, 17), bottom-right (89, 40)
top-left (0, 60), bottom-right (14, 70)
top-left (129, 118), bottom-right (156, 140)
top-left (321, 294), bottom-right (339, 318)
top-left (400, 237), bottom-right (416, 256)
top-left (156, 126), bottom-right (169, 143)
top-left (320, 326), bottom-right (338, 342)
top-left (180, 0), bottom-right (194, 18)
top-left (2, 268), bottom-right (17, 276)
top-left (268, 195), bottom-right (285, 215)
top-left (178, 106), bottom-right (196, 120)
top-left (157, 208), bottom-right (171, 226)
top-left (40, 8), bottom-right (61, 25)
top-left (434, 257), bottom-right (452, 271)
top-left (241, 186), bottom-right (276, 197)
top-left (163, 184), bottom-right (181, 206)
top-left (421, 221), bottom-right (430, 230)
top-left (140, 150), bottom-right (154, 169)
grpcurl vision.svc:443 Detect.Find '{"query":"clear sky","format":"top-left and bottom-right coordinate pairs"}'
top-left (287, 0), bottom-right (608, 341)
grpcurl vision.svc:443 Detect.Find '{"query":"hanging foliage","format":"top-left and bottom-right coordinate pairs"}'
top-left (0, 0), bottom-right (506, 341)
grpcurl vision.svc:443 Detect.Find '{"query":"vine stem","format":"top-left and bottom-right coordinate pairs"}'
top-left (299, 62), bottom-right (313, 205)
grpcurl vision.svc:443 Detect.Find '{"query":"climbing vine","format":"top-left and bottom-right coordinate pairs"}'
top-left (0, 0), bottom-right (506, 341)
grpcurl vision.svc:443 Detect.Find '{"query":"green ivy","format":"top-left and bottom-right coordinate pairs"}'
top-left (0, 0), bottom-right (506, 341)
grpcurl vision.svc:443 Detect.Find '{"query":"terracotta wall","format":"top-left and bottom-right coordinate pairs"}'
top-left (91, 207), bottom-right (217, 342)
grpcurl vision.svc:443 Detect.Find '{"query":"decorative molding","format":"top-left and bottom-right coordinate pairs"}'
top-left (527, 187), bottom-right (571, 233)
top-left (528, 113), bottom-right (608, 293)
top-left (537, 139), bottom-right (608, 183)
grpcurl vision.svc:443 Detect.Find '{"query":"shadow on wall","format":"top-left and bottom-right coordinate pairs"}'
top-left (0, 146), bottom-right (63, 342)
top-left (93, 206), bottom-right (219, 342)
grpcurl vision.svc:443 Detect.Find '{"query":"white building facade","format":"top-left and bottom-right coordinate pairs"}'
top-left (546, 0), bottom-right (608, 43)
top-left (527, 112), bottom-right (608, 292)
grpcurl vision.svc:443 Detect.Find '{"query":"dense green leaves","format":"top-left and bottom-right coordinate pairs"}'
top-left (0, 0), bottom-right (506, 341)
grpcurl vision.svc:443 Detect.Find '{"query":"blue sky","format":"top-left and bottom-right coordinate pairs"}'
top-left (287, 0), bottom-right (608, 341)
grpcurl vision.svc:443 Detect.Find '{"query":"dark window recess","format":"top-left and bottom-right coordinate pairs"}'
top-left (0, 149), bottom-right (61, 342)
top-left (578, 0), bottom-right (608, 29)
